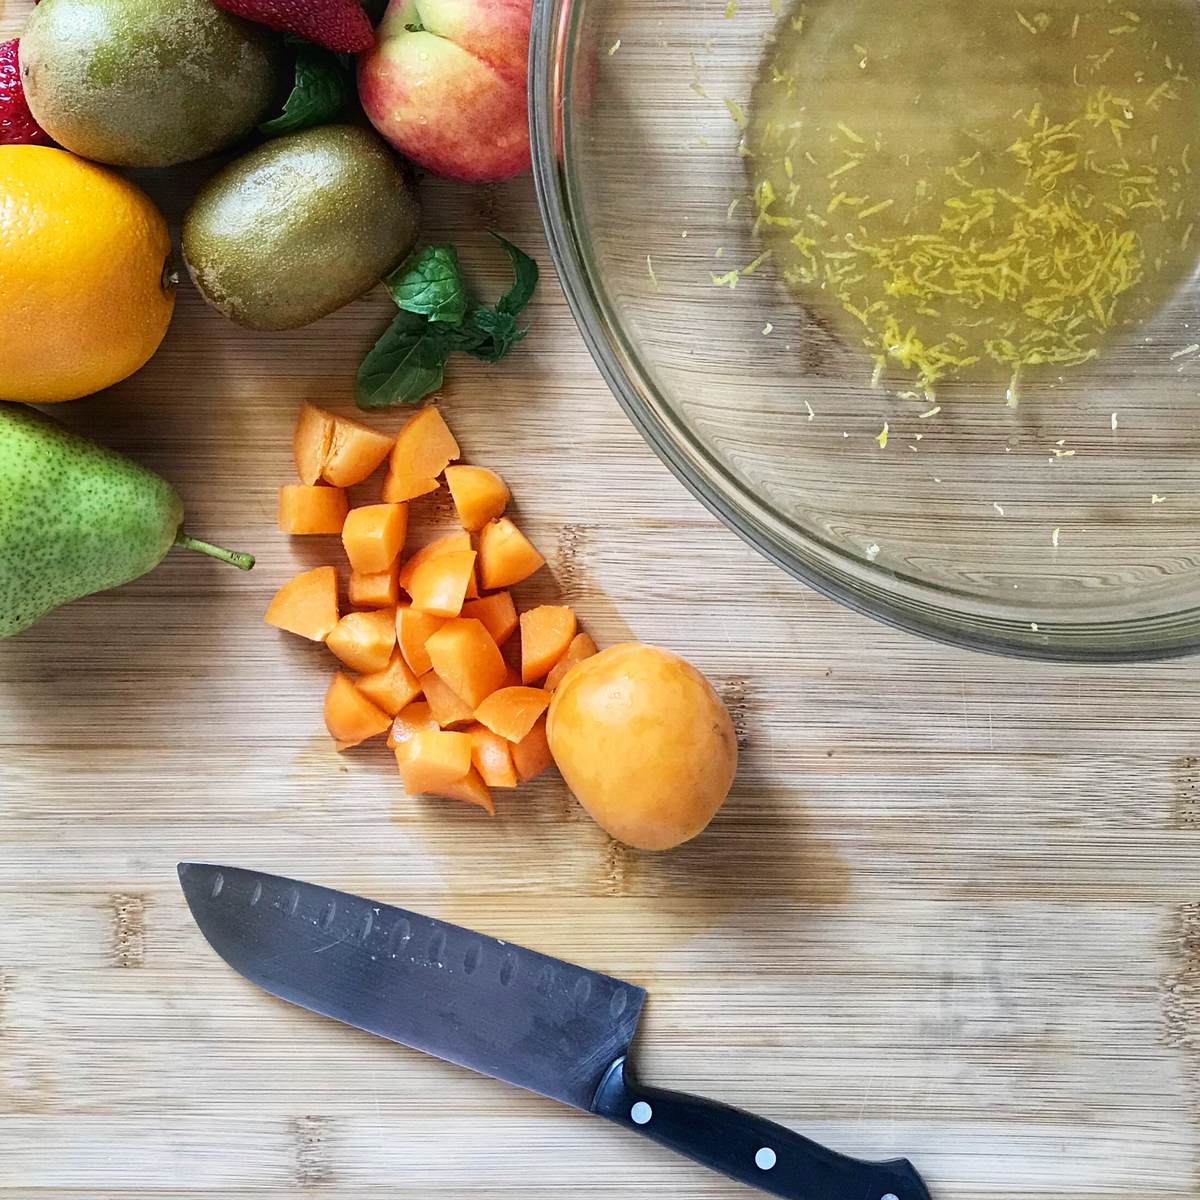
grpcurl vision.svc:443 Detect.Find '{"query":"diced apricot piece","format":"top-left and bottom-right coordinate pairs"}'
top-left (425, 618), bottom-right (507, 709)
top-left (293, 402), bottom-right (336, 485)
top-left (325, 609), bottom-right (397, 674)
top-left (477, 518), bottom-right (545, 589)
top-left (278, 484), bottom-right (348, 535)
top-left (545, 632), bottom-right (599, 691)
top-left (436, 767), bottom-right (495, 814)
top-left (408, 550), bottom-right (477, 618)
top-left (355, 650), bottom-right (422, 717)
top-left (397, 530), bottom-right (472, 591)
top-left (398, 729), bottom-right (473, 791)
top-left (462, 591), bottom-right (519, 646)
top-left (325, 673), bottom-right (392, 750)
top-left (467, 723), bottom-right (519, 789)
top-left (348, 567), bottom-right (400, 609)
top-left (474, 686), bottom-right (551, 743)
top-left (445, 465), bottom-right (510, 532)
top-left (511, 715), bottom-right (553, 782)
top-left (520, 605), bottom-right (577, 684)
top-left (342, 503), bottom-right (408, 575)
top-left (420, 670), bottom-right (475, 728)
top-left (387, 700), bottom-right (439, 752)
top-left (396, 607), bottom-right (447, 676)
top-left (265, 565), bottom-right (339, 641)
top-left (382, 405), bottom-right (460, 502)
top-left (323, 415), bottom-right (395, 487)
top-left (382, 474), bottom-right (440, 503)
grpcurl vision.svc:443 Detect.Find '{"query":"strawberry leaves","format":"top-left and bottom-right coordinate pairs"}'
top-left (260, 38), bottom-right (351, 137)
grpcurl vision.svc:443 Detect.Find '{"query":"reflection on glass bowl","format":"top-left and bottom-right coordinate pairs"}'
top-left (530, 0), bottom-right (1200, 660)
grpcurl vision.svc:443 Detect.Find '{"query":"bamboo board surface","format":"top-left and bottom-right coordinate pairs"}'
top-left (2, 3), bottom-right (1200, 1195)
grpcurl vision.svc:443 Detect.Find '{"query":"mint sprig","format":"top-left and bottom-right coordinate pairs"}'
top-left (356, 235), bottom-right (539, 410)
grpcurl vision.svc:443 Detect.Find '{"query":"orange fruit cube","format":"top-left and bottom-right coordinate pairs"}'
top-left (397, 729), bottom-right (472, 791)
top-left (387, 700), bottom-right (439, 751)
top-left (408, 550), bottom-right (477, 618)
top-left (397, 530), bottom-right (472, 591)
top-left (467, 723), bottom-right (518, 789)
top-left (293, 402), bottom-right (335, 485)
top-left (396, 607), bottom-right (447, 676)
top-left (348, 567), bottom-right (400, 609)
top-left (461, 591), bottom-right (518, 646)
top-left (325, 609), bottom-right (397, 674)
top-left (342, 503), bottom-right (408, 575)
top-left (477, 517), bottom-right (545, 589)
top-left (278, 484), bottom-right (348, 535)
top-left (382, 405), bottom-right (460, 502)
top-left (545, 632), bottom-right (599, 691)
top-left (445, 464), bottom-right (510, 532)
top-left (520, 605), bottom-right (577, 684)
top-left (355, 650), bottom-right (422, 717)
top-left (435, 767), bottom-right (495, 814)
top-left (264, 565), bottom-right (339, 642)
top-left (323, 415), bottom-right (394, 487)
top-left (511, 716), bottom-right (553, 782)
top-left (425, 618), bottom-right (507, 709)
top-left (419, 670), bottom-right (475, 728)
top-left (474, 686), bottom-right (551, 743)
top-left (325, 673), bottom-right (392, 750)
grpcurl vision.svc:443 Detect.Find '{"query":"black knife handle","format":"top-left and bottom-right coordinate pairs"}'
top-left (592, 1058), bottom-right (932, 1200)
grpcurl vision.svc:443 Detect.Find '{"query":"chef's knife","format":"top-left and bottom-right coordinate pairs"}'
top-left (179, 863), bottom-right (932, 1200)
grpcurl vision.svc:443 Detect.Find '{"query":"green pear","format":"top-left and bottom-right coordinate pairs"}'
top-left (0, 403), bottom-right (254, 638)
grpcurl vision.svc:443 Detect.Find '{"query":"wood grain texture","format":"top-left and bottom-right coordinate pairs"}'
top-left (1, 2), bottom-right (1199, 1196)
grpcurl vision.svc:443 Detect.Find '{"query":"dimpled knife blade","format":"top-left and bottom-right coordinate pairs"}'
top-left (177, 862), bottom-right (645, 1109)
top-left (179, 863), bottom-right (933, 1200)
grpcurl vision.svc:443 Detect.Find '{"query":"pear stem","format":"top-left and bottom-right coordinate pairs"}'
top-left (174, 532), bottom-right (255, 572)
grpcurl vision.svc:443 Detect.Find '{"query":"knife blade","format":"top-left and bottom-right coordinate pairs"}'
top-left (179, 863), bottom-right (933, 1200)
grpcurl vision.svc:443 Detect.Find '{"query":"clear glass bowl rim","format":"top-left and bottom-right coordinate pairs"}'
top-left (526, 0), bottom-right (1200, 663)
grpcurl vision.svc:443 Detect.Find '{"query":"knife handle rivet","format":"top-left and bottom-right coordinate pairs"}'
top-left (755, 1148), bottom-right (777, 1171)
top-left (881, 1194), bottom-right (899, 1200)
top-left (630, 1102), bottom-right (652, 1125)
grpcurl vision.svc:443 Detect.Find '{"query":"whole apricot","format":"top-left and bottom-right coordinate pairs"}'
top-left (547, 644), bottom-right (736, 851)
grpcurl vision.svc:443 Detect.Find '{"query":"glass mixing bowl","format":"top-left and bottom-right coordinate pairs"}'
top-left (529, 0), bottom-right (1200, 661)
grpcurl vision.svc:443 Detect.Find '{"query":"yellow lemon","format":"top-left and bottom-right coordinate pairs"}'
top-left (0, 146), bottom-right (175, 403)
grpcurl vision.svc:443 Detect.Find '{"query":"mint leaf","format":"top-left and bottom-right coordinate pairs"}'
top-left (447, 236), bottom-right (539, 362)
top-left (260, 42), bottom-right (349, 137)
top-left (453, 306), bottom-right (526, 363)
top-left (386, 245), bottom-right (470, 324)
top-left (492, 233), bottom-right (540, 316)
top-left (356, 309), bottom-right (453, 409)
top-left (355, 234), bottom-right (540, 410)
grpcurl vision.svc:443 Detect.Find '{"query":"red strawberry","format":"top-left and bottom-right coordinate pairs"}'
top-left (212, 0), bottom-right (375, 54)
top-left (0, 40), bottom-right (51, 146)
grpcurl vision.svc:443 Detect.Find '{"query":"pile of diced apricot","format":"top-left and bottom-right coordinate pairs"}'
top-left (264, 403), bottom-right (597, 814)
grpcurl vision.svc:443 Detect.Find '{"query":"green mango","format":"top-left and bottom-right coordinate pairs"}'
top-left (0, 404), bottom-right (253, 638)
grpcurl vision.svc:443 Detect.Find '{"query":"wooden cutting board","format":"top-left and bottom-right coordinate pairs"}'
top-left (2, 5), bottom-right (1199, 1196)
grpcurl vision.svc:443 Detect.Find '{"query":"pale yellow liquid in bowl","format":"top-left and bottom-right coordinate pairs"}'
top-left (746, 0), bottom-right (1200, 400)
